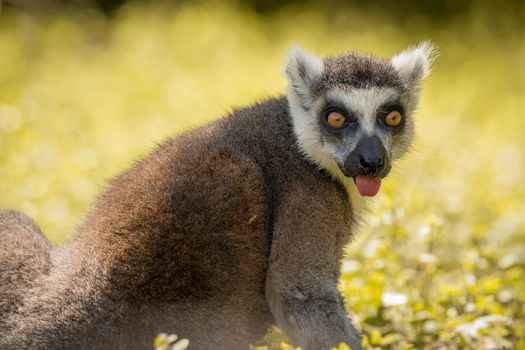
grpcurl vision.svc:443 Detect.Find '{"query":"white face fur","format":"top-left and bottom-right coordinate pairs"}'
top-left (285, 43), bottom-right (435, 200)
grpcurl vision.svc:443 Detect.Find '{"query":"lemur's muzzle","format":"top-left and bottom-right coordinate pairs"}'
top-left (340, 136), bottom-right (391, 197)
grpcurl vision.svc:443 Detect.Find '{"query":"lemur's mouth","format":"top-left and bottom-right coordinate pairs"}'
top-left (353, 176), bottom-right (381, 197)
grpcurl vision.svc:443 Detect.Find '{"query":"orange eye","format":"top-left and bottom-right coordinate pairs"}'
top-left (326, 111), bottom-right (347, 128)
top-left (385, 111), bottom-right (402, 127)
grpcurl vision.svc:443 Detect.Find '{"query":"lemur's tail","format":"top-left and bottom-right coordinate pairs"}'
top-left (0, 210), bottom-right (52, 319)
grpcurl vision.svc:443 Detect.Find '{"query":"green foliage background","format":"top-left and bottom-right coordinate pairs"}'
top-left (0, 1), bottom-right (524, 349)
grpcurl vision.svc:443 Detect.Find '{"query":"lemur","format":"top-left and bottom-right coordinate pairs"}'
top-left (0, 43), bottom-right (434, 350)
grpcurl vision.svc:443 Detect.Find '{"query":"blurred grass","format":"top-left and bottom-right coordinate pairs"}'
top-left (1, 1), bottom-right (524, 349)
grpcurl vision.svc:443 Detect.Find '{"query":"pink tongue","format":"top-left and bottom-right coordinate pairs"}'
top-left (355, 176), bottom-right (381, 197)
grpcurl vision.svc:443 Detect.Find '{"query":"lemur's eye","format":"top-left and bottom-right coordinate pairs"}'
top-left (326, 111), bottom-right (347, 129)
top-left (385, 111), bottom-right (402, 127)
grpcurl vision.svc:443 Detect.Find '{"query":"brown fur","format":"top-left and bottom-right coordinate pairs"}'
top-left (0, 211), bottom-right (52, 318)
top-left (0, 96), bottom-right (362, 350)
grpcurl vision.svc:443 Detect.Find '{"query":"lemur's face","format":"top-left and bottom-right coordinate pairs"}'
top-left (285, 43), bottom-right (434, 197)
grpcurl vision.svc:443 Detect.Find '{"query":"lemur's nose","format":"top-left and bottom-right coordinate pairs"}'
top-left (359, 154), bottom-right (384, 175)
top-left (341, 136), bottom-right (389, 178)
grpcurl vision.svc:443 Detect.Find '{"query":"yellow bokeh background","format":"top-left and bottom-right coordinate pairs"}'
top-left (1, 1), bottom-right (524, 349)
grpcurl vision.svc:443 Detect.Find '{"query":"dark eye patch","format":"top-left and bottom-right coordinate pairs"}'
top-left (320, 101), bottom-right (357, 133)
top-left (376, 99), bottom-right (406, 130)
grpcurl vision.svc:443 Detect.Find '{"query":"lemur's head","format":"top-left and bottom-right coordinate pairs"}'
top-left (285, 43), bottom-right (435, 197)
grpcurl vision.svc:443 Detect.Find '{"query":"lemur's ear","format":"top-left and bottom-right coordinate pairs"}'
top-left (390, 41), bottom-right (437, 87)
top-left (284, 46), bottom-right (324, 108)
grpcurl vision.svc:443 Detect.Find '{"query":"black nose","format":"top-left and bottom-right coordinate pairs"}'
top-left (359, 154), bottom-right (384, 175)
top-left (341, 136), bottom-right (389, 178)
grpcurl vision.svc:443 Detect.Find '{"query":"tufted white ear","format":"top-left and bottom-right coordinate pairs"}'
top-left (284, 46), bottom-right (324, 109)
top-left (390, 41), bottom-right (437, 87)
